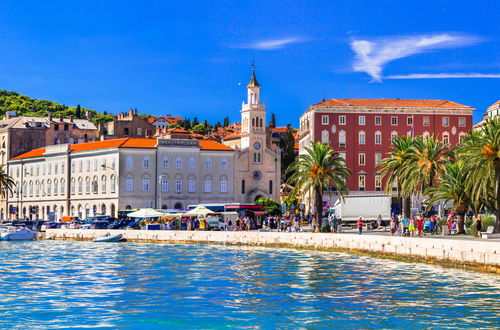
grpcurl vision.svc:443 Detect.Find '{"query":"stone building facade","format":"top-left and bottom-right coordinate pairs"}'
top-left (222, 66), bottom-right (281, 203)
top-left (99, 109), bottom-right (155, 140)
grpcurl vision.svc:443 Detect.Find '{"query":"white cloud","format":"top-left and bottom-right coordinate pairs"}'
top-left (386, 73), bottom-right (500, 79)
top-left (350, 34), bottom-right (481, 82)
top-left (233, 37), bottom-right (305, 50)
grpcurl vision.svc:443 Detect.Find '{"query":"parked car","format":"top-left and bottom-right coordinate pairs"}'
top-left (40, 222), bottom-right (59, 231)
top-left (108, 220), bottom-right (131, 229)
top-left (90, 221), bottom-right (110, 229)
top-left (80, 223), bottom-right (92, 230)
top-left (126, 221), bottom-right (141, 230)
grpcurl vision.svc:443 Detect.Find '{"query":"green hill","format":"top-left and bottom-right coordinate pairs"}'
top-left (0, 89), bottom-right (114, 123)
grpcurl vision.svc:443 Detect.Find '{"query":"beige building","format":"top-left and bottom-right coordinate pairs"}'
top-left (98, 109), bottom-right (156, 140)
top-left (7, 137), bottom-right (234, 220)
top-left (222, 66), bottom-right (281, 203)
top-left (474, 100), bottom-right (500, 130)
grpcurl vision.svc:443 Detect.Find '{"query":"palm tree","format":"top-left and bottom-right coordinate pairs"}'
top-left (378, 135), bottom-right (415, 217)
top-left (457, 118), bottom-right (500, 232)
top-left (402, 136), bottom-right (449, 197)
top-left (425, 161), bottom-right (470, 234)
top-left (286, 142), bottom-right (351, 221)
top-left (0, 165), bottom-right (14, 199)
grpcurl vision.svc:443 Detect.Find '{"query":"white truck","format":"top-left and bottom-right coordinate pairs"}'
top-left (330, 195), bottom-right (391, 228)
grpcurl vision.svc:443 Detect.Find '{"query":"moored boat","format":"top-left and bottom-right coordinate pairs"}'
top-left (0, 226), bottom-right (38, 241)
top-left (93, 233), bottom-right (123, 242)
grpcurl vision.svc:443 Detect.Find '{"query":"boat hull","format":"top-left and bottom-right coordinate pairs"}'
top-left (1, 229), bottom-right (38, 241)
top-left (93, 234), bottom-right (123, 242)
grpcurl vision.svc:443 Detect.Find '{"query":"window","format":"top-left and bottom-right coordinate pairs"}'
top-left (359, 116), bottom-right (365, 125)
top-left (142, 178), bottom-right (150, 192)
top-left (442, 133), bottom-right (450, 145)
top-left (64, 124), bottom-right (68, 131)
top-left (442, 117), bottom-right (449, 127)
top-left (86, 160), bottom-right (90, 172)
top-left (126, 156), bottom-right (133, 169)
top-left (358, 175), bottom-right (366, 191)
top-left (339, 130), bottom-right (346, 147)
top-left (54, 164), bottom-right (58, 175)
top-left (189, 157), bottom-right (195, 169)
top-left (47, 180), bottom-right (52, 196)
top-left (339, 152), bottom-right (346, 160)
top-left (241, 180), bottom-right (246, 194)
top-left (423, 116), bottom-right (430, 126)
top-left (407, 116), bottom-right (413, 126)
top-left (221, 158), bottom-right (227, 170)
top-left (269, 180), bottom-right (273, 194)
top-left (205, 158), bottom-right (211, 169)
top-left (176, 157), bottom-right (182, 169)
top-left (111, 159), bottom-right (116, 170)
top-left (60, 179), bottom-right (65, 195)
top-left (321, 130), bottom-right (329, 144)
top-left (48, 164), bottom-right (51, 175)
top-left (204, 178), bottom-right (212, 193)
top-left (126, 178), bottom-right (133, 192)
top-left (71, 178), bottom-right (75, 195)
top-left (391, 117), bottom-right (398, 125)
top-left (124, 127), bottom-right (129, 136)
top-left (94, 159), bottom-right (98, 171)
top-left (61, 163), bottom-right (64, 174)
top-left (359, 153), bottom-right (366, 165)
top-left (358, 131), bottom-right (365, 145)
top-left (375, 131), bottom-right (382, 145)
top-left (339, 116), bottom-right (346, 125)
top-left (78, 178), bottom-right (83, 194)
top-left (54, 179), bottom-right (58, 195)
top-left (391, 132), bottom-right (398, 144)
top-left (137, 128), bottom-right (143, 136)
top-left (162, 156), bottom-right (169, 168)
top-left (459, 132), bottom-right (466, 143)
top-left (85, 177), bottom-right (91, 194)
top-left (54, 124), bottom-right (59, 131)
top-left (175, 179), bottom-right (182, 193)
top-left (101, 176), bottom-right (107, 193)
top-left (375, 153), bottom-right (382, 165)
top-left (79, 160), bottom-right (83, 172)
top-left (101, 159), bottom-right (106, 170)
top-left (459, 117), bottom-right (466, 127)
top-left (111, 175), bottom-right (116, 193)
top-left (161, 177), bottom-right (169, 192)
top-left (143, 156), bottom-right (150, 168)
top-left (322, 115), bottom-right (329, 125)
top-left (220, 178), bottom-right (227, 193)
top-left (188, 179), bottom-right (195, 193)
top-left (375, 175), bottom-right (382, 191)
top-left (92, 177), bottom-right (98, 194)
top-left (375, 116), bottom-right (382, 125)
top-left (423, 131), bottom-right (430, 141)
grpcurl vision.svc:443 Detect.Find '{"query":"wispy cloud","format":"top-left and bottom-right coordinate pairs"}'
top-left (350, 33), bottom-right (481, 82)
top-left (386, 73), bottom-right (500, 79)
top-left (232, 37), bottom-right (306, 50)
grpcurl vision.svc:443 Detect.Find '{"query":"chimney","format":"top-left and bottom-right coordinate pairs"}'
top-left (48, 114), bottom-right (53, 121)
top-left (70, 115), bottom-right (74, 122)
top-left (59, 114), bottom-right (64, 121)
top-left (128, 109), bottom-right (134, 117)
top-left (134, 108), bottom-right (138, 115)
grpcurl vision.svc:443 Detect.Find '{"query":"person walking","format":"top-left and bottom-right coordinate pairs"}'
top-left (357, 216), bottom-right (364, 235)
top-left (475, 215), bottom-right (483, 237)
top-left (416, 216), bottom-right (424, 237)
top-left (376, 214), bottom-right (382, 230)
top-left (331, 214), bottom-right (338, 233)
top-left (389, 218), bottom-right (396, 236)
top-left (447, 214), bottom-right (453, 235)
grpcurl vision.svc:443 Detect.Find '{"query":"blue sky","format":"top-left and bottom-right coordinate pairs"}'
top-left (0, 0), bottom-right (498, 125)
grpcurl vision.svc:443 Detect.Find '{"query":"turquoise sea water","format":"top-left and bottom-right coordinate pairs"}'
top-left (0, 241), bottom-right (499, 329)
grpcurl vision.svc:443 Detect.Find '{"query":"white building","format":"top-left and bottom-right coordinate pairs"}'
top-left (474, 100), bottom-right (500, 130)
top-left (7, 137), bottom-right (234, 220)
top-left (222, 65), bottom-right (281, 203)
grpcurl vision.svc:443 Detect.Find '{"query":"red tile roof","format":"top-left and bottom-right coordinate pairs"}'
top-left (199, 140), bottom-right (233, 151)
top-left (313, 98), bottom-right (471, 108)
top-left (222, 132), bottom-right (241, 140)
top-left (12, 138), bottom-right (231, 160)
top-left (488, 100), bottom-right (500, 108)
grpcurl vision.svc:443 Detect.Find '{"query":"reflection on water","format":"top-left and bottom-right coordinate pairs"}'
top-left (0, 241), bottom-right (498, 329)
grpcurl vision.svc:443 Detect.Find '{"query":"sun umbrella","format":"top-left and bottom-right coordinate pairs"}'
top-left (127, 208), bottom-right (165, 218)
top-left (182, 206), bottom-right (217, 217)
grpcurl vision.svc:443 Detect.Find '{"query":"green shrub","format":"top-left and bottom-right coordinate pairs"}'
top-left (321, 224), bottom-right (331, 232)
top-left (469, 215), bottom-right (496, 236)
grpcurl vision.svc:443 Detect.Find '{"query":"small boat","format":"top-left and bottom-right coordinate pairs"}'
top-left (93, 233), bottom-right (123, 242)
top-left (0, 226), bottom-right (38, 241)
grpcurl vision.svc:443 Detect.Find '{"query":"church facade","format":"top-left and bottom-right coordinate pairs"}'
top-left (222, 66), bottom-right (281, 203)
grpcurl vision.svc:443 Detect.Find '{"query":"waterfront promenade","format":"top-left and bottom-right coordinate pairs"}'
top-left (44, 229), bottom-right (500, 270)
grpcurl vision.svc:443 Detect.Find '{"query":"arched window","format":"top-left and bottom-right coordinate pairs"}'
top-left (143, 156), bottom-right (150, 169)
top-left (79, 160), bottom-right (83, 172)
top-left (35, 180), bottom-right (39, 196)
top-left (241, 180), bottom-right (246, 194)
top-left (78, 178), bottom-right (83, 194)
top-left (86, 160), bottom-right (90, 172)
top-left (176, 157), bottom-right (182, 169)
top-left (252, 118), bottom-right (255, 127)
top-left (101, 175), bottom-right (107, 193)
top-left (161, 176), bottom-right (169, 192)
top-left (60, 179), bottom-right (64, 195)
top-left (375, 131), bottom-right (382, 145)
top-left (269, 180), bottom-right (273, 194)
top-left (92, 176), bottom-right (98, 194)
top-left (54, 179), bottom-right (58, 195)
top-left (205, 158), bottom-right (211, 169)
top-left (41, 180), bottom-right (45, 196)
top-left (47, 180), bottom-right (51, 196)
top-left (189, 157), bottom-right (195, 169)
top-left (358, 131), bottom-right (366, 145)
top-left (162, 156), bottom-right (169, 168)
top-left (85, 177), bottom-right (91, 194)
top-left (259, 118), bottom-right (263, 128)
top-left (111, 175), bottom-right (116, 193)
top-left (442, 132), bottom-right (450, 145)
top-left (71, 178), bottom-right (75, 195)
top-left (126, 156), bottom-right (133, 169)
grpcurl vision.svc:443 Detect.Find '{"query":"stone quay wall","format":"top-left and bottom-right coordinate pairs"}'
top-left (44, 229), bottom-right (500, 268)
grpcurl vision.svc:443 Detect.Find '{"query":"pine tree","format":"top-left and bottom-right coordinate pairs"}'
top-left (75, 104), bottom-right (82, 119)
top-left (269, 113), bottom-right (276, 128)
top-left (193, 117), bottom-right (199, 126)
top-left (223, 116), bottom-right (229, 127)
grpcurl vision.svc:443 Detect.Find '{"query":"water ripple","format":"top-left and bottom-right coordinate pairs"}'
top-left (0, 241), bottom-right (498, 329)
